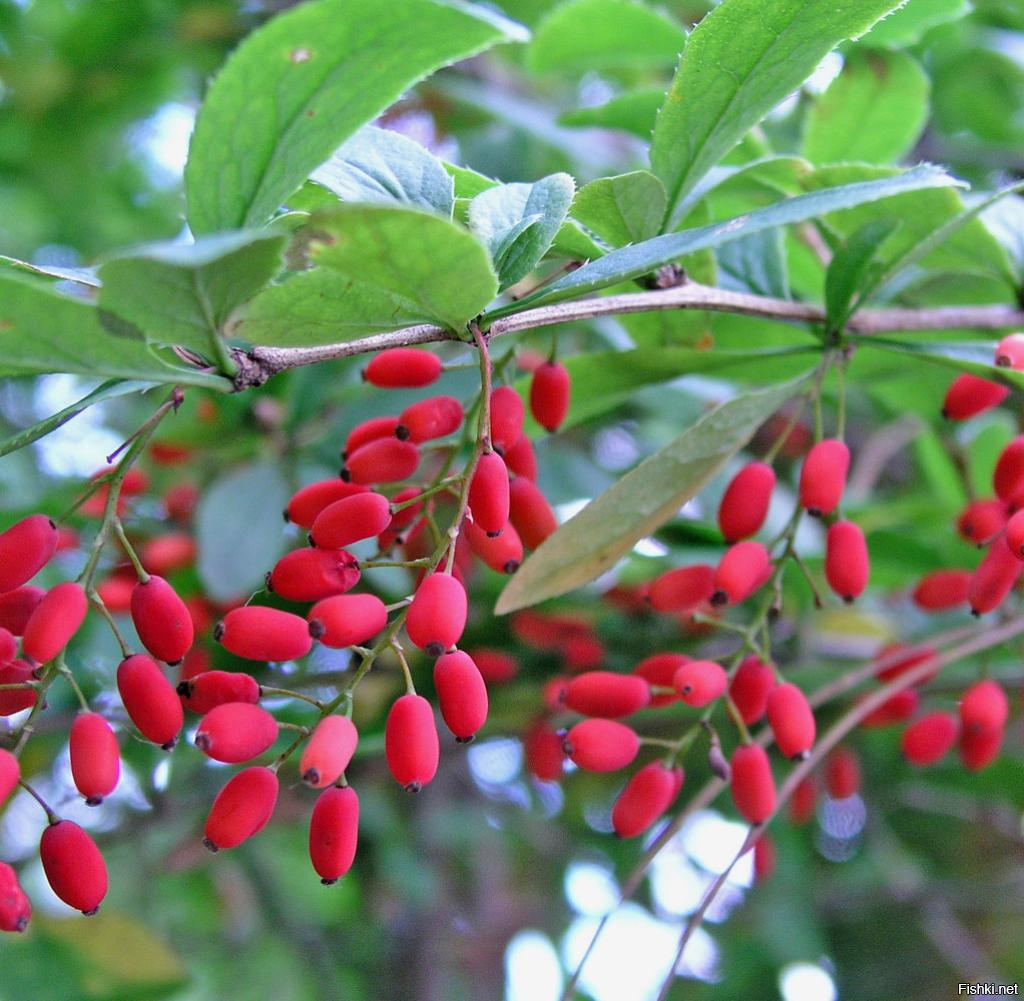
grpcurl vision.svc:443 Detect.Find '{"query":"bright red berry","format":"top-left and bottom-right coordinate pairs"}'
top-left (177, 670), bottom-right (261, 715)
top-left (139, 533), bottom-right (196, 576)
top-left (633, 653), bottom-right (688, 707)
top-left (116, 654), bottom-right (183, 749)
top-left (0, 862), bottom-right (30, 932)
top-left (563, 719), bottom-right (639, 772)
top-left (268, 547), bottom-right (361, 602)
top-left (874, 643), bottom-right (939, 684)
top-left (385, 693), bottom-right (439, 791)
top-left (433, 651), bottom-right (489, 742)
top-left (942, 373), bottom-right (1008, 420)
top-left (131, 575), bottom-right (193, 664)
top-left (824, 747), bottom-right (860, 799)
top-left (0, 586), bottom-right (44, 636)
top-left (21, 582), bottom-right (88, 665)
top-left (524, 721), bottom-right (565, 781)
top-left (753, 833), bottom-right (776, 881)
top-left (729, 656), bottom-right (776, 725)
top-left (307, 593), bottom-right (388, 649)
top-left (824, 520), bottom-right (869, 602)
top-left (960, 679), bottom-right (1009, 733)
top-left (203, 766), bottom-right (279, 852)
top-left (469, 648), bottom-right (518, 683)
top-left (469, 451), bottom-right (510, 536)
top-left (968, 537), bottom-right (1023, 615)
top-left (711, 542), bottom-right (771, 606)
top-left (995, 436), bottom-right (1024, 501)
top-left (564, 672), bottom-right (651, 718)
top-left (0, 748), bottom-right (19, 811)
top-left (530, 361), bottom-right (571, 433)
top-left (465, 519), bottom-right (523, 574)
top-left (611, 761), bottom-right (684, 838)
top-left (718, 462), bottom-right (775, 542)
top-left (799, 439), bottom-right (849, 516)
top-left (364, 348), bottom-right (442, 388)
top-left (301, 716), bottom-right (358, 788)
top-left (69, 713), bottom-right (120, 806)
top-left (766, 683), bottom-right (815, 759)
top-left (195, 703), bottom-right (278, 763)
top-left (504, 435), bottom-right (538, 481)
top-left (673, 659), bottom-right (728, 707)
top-left (959, 724), bottom-right (1003, 771)
top-left (40, 820), bottom-right (107, 914)
top-left (489, 386), bottom-right (525, 451)
top-left (730, 744), bottom-right (776, 824)
top-left (901, 712), bottom-right (958, 766)
top-left (406, 574), bottom-right (467, 657)
top-left (508, 477), bottom-right (558, 550)
top-left (789, 776), bottom-right (817, 825)
top-left (285, 480), bottom-right (368, 528)
top-left (0, 660), bottom-right (36, 716)
top-left (860, 688), bottom-right (920, 728)
top-left (1006, 509), bottom-right (1024, 558)
top-left (343, 438), bottom-right (419, 484)
top-left (912, 570), bottom-right (972, 611)
top-left (0, 515), bottom-right (58, 593)
top-left (343, 416), bottom-right (400, 458)
top-left (957, 498), bottom-right (1007, 545)
top-left (648, 565), bottom-right (715, 612)
top-left (397, 396), bottom-right (464, 443)
top-left (309, 786), bottom-right (359, 884)
top-left (215, 607), bottom-right (313, 662)
top-left (310, 492), bottom-right (392, 549)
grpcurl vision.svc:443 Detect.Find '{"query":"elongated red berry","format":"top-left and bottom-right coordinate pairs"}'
top-left (301, 716), bottom-right (358, 788)
top-left (131, 575), bottom-right (193, 664)
top-left (268, 548), bottom-right (360, 602)
top-left (957, 498), bottom-right (1007, 544)
top-left (0, 748), bottom-right (19, 810)
top-left (901, 712), bottom-right (957, 766)
top-left (0, 862), bottom-right (30, 932)
top-left (178, 670), bottom-right (260, 714)
top-left (712, 541), bottom-right (771, 606)
top-left (799, 439), bottom-right (849, 516)
top-left (959, 724), bottom-right (1003, 771)
top-left (116, 654), bottom-right (183, 748)
top-left (564, 672), bottom-right (650, 718)
top-left (465, 520), bottom-right (522, 574)
top-left (434, 651), bottom-right (489, 742)
top-left (309, 786), bottom-right (359, 884)
top-left (307, 593), bottom-right (388, 648)
top-left (195, 703), bottom-right (278, 763)
top-left (524, 721), bottom-right (564, 781)
top-left (912, 570), bottom-right (972, 611)
top-left (397, 396), bottom-right (464, 443)
top-left (729, 656), bottom-right (775, 725)
top-left (860, 688), bottom-right (920, 728)
top-left (824, 520), bottom-right (869, 602)
top-left (673, 659), bottom-right (727, 707)
top-left (385, 693), bottom-right (439, 791)
top-left (285, 480), bottom-right (368, 528)
top-left (343, 438), bottom-right (419, 484)
top-left (789, 776), bottom-right (817, 825)
top-left (406, 574), bottom-right (467, 657)
top-left (766, 683), bottom-right (815, 759)
top-left (611, 762), bottom-right (684, 838)
top-left (490, 386), bottom-right (525, 451)
top-left (0, 660), bottom-right (36, 716)
top-left (994, 437), bottom-right (1024, 500)
top-left (504, 435), bottom-right (537, 481)
top-left (942, 373), bottom-right (1008, 420)
top-left (470, 648), bottom-right (517, 683)
top-left (718, 462), bottom-right (775, 542)
top-left (530, 361), bottom-right (570, 433)
top-left (960, 678), bottom-right (1008, 733)
top-left (730, 744), bottom-right (775, 824)
top-left (753, 833), bottom-right (775, 881)
top-left (40, 820), bottom-right (107, 914)
top-left (203, 766), bottom-right (279, 852)
top-left (563, 719), bottom-right (639, 772)
top-left (140, 533), bottom-right (196, 576)
top-left (215, 607), bottom-right (312, 662)
top-left (69, 713), bottom-right (120, 805)
top-left (824, 747), bottom-right (860, 799)
top-left (21, 582), bottom-right (87, 665)
top-left (310, 492), bottom-right (392, 549)
top-left (343, 416), bottom-right (400, 458)
top-left (647, 565), bottom-right (715, 612)
top-left (969, 537), bottom-right (1023, 615)
top-left (364, 348), bottom-right (441, 388)
top-left (633, 653), bottom-right (687, 707)
top-left (875, 643), bottom-right (939, 685)
top-left (1006, 509), bottom-right (1024, 558)
top-left (508, 477), bottom-right (557, 550)
top-left (0, 586), bottom-right (44, 636)
top-left (164, 481), bottom-right (199, 521)
top-left (469, 451), bottom-right (510, 536)
top-left (0, 515), bottom-right (58, 593)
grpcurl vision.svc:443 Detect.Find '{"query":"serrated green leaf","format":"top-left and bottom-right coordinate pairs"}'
top-left (651, 0), bottom-right (907, 228)
top-left (310, 126), bottom-right (455, 217)
top-left (863, 0), bottom-right (970, 46)
top-left (185, 0), bottom-right (527, 233)
top-left (825, 219), bottom-right (901, 330)
top-left (559, 88), bottom-right (663, 139)
top-left (803, 49), bottom-right (930, 166)
top-left (97, 231), bottom-right (286, 364)
top-left (526, 0), bottom-right (685, 74)
top-left (496, 374), bottom-right (811, 612)
top-left (239, 204), bottom-right (497, 346)
top-left (572, 171), bottom-right (666, 247)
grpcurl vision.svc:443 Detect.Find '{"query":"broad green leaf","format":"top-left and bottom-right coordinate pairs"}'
top-left (526, 0), bottom-right (685, 74)
top-left (196, 461), bottom-right (290, 601)
top-left (445, 162), bottom-right (500, 200)
top-left (863, 338), bottom-right (1024, 389)
top-left (559, 88), bottom-right (663, 139)
top-left (933, 47), bottom-right (1024, 148)
top-left (310, 126), bottom-right (455, 217)
top-left (487, 165), bottom-right (960, 317)
top-left (803, 49), bottom-right (930, 166)
top-left (240, 204), bottom-right (497, 346)
top-left (98, 231), bottom-right (287, 364)
top-left (824, 219), bottom-right (901, 330)
top-left (0, 272), bottom-right (232, 389)
top-left (651, 0), bottom-right (906, 228)
top-left (496, 374), bottom-right (811, 612)
top-left (185, 0), bottom-right (527, 233)
top-left (467, 174), bottom-right (575, 289)
top-left (863, 0), bottom-right (970, 46)
top-left (717, 229), bottom-right (790, 299)
top-left (682, 156), bottom-right (810, 224)
top-left (571, 171), bottom-right (666, 247)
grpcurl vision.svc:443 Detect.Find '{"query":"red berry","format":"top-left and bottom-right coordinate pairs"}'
top-left (508, 477), bottom-right (558, 550)
top-left (268, 547), bottom-right (361, 602)
top-left (203, 766), bottom-right (279, 852)
top-left (0, 515), bottom-right (58, 592)
top-left (994, 332), bottom-right (1024, 368)
top-left (942, 373), bottom-right (1008, 420)
top-left (343, 438), bottom-right (419, 484)
top-left (860, 688), bottom-right (920, 728)
top-left (824, 520), bottom-right (869, 602)
top-left (673, 659), bottom-right (727, 707)
top-left (406, 574), bottom-right (467, 657)
top-left (397, 396), bottom-right (464, 443)
top-left (633, 653), bottom-right (688, 708)
top-left (504, 435), bottom-right (538, 481)
top-left (0, 748), bottom-right (19, 811)
top-left (824, 747), bottom-right (860, 799)
top-left (131, 575), bottom-right (193, 664)
top-left (611, 762), bottom-right (684, 838)
top-left (957, 498), bottom-right (1007, 544)
top-left (69, 713), bottom-right (120, 805)
top-left (718, 462), bottom-right (775, 542)
top-left (310, 492), bottom-right (392, 549)
top-left (489, 386), bottom-right (525, 451)
top-left (434, 650), bottom-right (489, 742)
top-left (21, 582), bottom-right (88, 665)
top-left (300, 716), bottom-right (358, 788)
top-left (343, 416), bottom-right (400, 457)
top-left (0, 862), bottom-right (30, 932)
top-left (730, 744), bottom-right (775, 824)
top-left (712, 541), bottom-right (771, 606)
top-left (766, 683), bottom-right (815, 759)
top-left (469, 648), bottom-right (518, 683)
top-left (40, 820), bottom-right (107, 914)
top-left (789, 776), bottom-right (817, 825)
top-left (959, 724), bottom-right (1003, 771)
top-left (959, 678), bottom-right (1009, 733)
top-left (364, 348), bottom-right (441, 388)
top-left (529, 361), bottom-right (571, 433)
top-left (729, 656), bottom-right (776, 725)
top-left (465, 519), bottom-right (523, 574)
top-left (647, 565), bottom-right (715, 612)
top-left (178, 670), bottom-right (261, 715)
top-left (753, 833), bottom-right (776, 881)
top-left (0, 586), bottom-right (45, 636)
top-left (0, 627), bottom-right (15, 664)
top-left (912, 569), bottom-right (972, 611)
top-left (874, 643), bottom-right (939, 684)
top-left (564, 671), bottom-right (651, 718)
top-left (139, 533), bottom-right (196, 576)
top-left (469, 451), bottom-right (510, 536)
top-left (968, 536), bottom-right (1023, 615)
top-left (309, 786), bottom-right (359, 884)
top-left (1006, 509), bottom-right (1024, 558)
top-left (285, 480), bottom-right (368, 528)
top-left (563, 719), bottom-right (639, 772)
top-left (994, 438), bottom-right (1024, 501)
top-left (307, 593), bottom-right (388, 648)
top-left (95, 573), bottom-right (135, 613)
top-left (195, 703), bottom-right (278, 763)
top-left (901, 712), bottom-right (958, 766)
top-left (523, 721), bottom-right (565, 781)
top-left (116, 654), bottom-right (183, 749)
top-left (0, 660), bottom-right (36, 716)
top-left (215, 607), bottom-right (313, 662)
top-left (385, 693), bottom-right (439, 791)
top-left (799, 439), bottom-right (849, 516)
top-left (164, 482), bottom-right (200, 522)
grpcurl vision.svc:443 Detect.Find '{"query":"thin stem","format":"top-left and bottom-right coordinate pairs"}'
top-left (112, 520), bottom-right (149, 583)
top-left (86, 590), bottom-right (132, 658)
top-left (390, 641), bottom-right (416, 695)
top-left (259, 686), bottom-right (324, 710)
top-left (18, 779), bottom-right (58, 824)
top-left (56, 657), bottom-right (90, 713)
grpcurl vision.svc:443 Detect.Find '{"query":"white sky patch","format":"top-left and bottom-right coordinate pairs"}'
top-left (32, 374), bottom-right (122, 478)
top-left (806, 52), bottom-right (844, 95)
top-left (680, 810), bottom-right (753, 886)
top-left (564, 860), bottom-right (618, 916)
top-left (128, 101), bottom-right (196, 188)
top-left (505, 930), bottom-right (563, 1001)
top-left (780, 961), bottom-right (839, 1001)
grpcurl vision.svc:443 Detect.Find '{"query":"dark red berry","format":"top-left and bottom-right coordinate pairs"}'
top-left (0, 748), bottom-right (19, 811)
top-left (385, 693), bottom-right (439, 791)
top-left (0, 660), bottom-right (36, 716)
top-left (729, 656), bottom-right (775, 725)
top-left (718, 462), bottom-right (775, 542)
top-left (203, 766), bottom-right (279, 851)
top-left (968, 537), bottom-right (1023, 615)
top-left (529, 361), bottom-right (570, 433)
top-left (40, 820), bottom-right (107, 914)
top-left (508, 477), bottom-right (558, 550)
top-left (69, 713), bottom-right (120, 805)
top-left (504, 435), bottom-right (538, 481)
top-left (0, 586), bottom-right (45, 636)
top-left (131, 575), bottom-right (194, 664)
top-left (489, 386), bottom-right (525, 451)
top-left (730, 744), bottom-right (775, 824)
top-left (633, 653), bottom-right (688, 708)
top-left (523, 721), bottom-right (564, 782)
top-left (268, 548), bottom-right (361, 602)
top-left (611, 761), bottom-right (683, 838)
top-left (469, 451), bottom-right (510, 536)
top-left (0, 515), bottom-right (58, 593)
top-left (0, 862), bottom-right (30, 932)
top-left (799, 439), bottom-right (849, 516)
top-left (21, 582), bottom-right (87, 665)
top-left (116, 654), bottom-right (183, 749)
top-left (464, 519), bottom-right (523, 574)
top-left (824, 747), bottom-right (860, 799)
top-left (309, 785), bottom-right (359, 884)
top-left (405, 574), bottom-right (467, 657)
top-left (434, 651), bottom-right (489, 742)
top-left (942, 373), bottom-right (1008, 420)
top-left (824, 520), bottom-right (869, 602)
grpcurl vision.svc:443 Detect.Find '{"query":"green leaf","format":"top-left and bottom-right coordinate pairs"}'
top-left (824, 219), bottom-right (901, 330)
top-left (526, 0), bottom-right (685, 74)
top-left (445, 162), bottom-right (501, 200)
top-left (98, 231), bottom-right (287, 363)
top-left (467, 174), bottom-right (575, 290)
top-left (571, 171), bottom-right (666, 247)
top-left (196, 461), bottom-right (291, 602)
top-left (864, 338), bottom-right (1024, 389)
top-left (717, 229), bottom-right (790, 299)
top-left (803, 49), bottom-right (930, 166)
top-left (559, 88), bottom-right (663, 139)
top-left (497, 374), bottom-right (811, 612)
top-left (650, 0), bottom-right (907, 228)
top-left (185, 0), bottom-right (527, 233)
top-left (0, 272), bottom-right (232, 389)
top-left (0, 254), bottom-right (100, 287)
top-left (488, 165), bottom-right (961, 317)
top-left (240, 204), bottom-right (498, 346)
top-left (862, 0), bottom-right (970, 46)
top-left (310, 126), bottom-right (455, 217)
